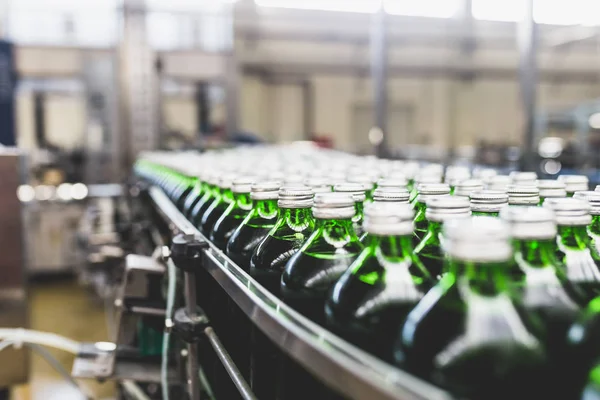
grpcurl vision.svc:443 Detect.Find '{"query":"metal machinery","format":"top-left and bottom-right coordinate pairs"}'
top-left (0, 149), bottom-right (29, 395)
top-left (70, 153), bottom-right (451, 400)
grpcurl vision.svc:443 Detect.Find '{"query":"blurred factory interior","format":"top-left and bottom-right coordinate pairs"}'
top-left (2, 0), bottom-right (600, 398)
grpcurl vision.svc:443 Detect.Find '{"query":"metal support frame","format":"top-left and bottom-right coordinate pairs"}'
top-left (370, 5), bottom-right (389, 157)
top-left (517, 0), bottom-right (539, 171)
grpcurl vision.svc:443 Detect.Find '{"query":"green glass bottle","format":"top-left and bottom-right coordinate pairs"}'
top-left (544, 198), bottom-right (600, 305)
top-left (325, 202), bottom-right (433, 360)
top-left (580, 360), bottom-right (600, 400)
top-left (182, 171), bottom-right (209, 218)
top-left (453, 179), bottom-right (484, 198)
top-left (538, 179), bottom-right (567, 205)
top-left (500, 206), bottom-right (581, 390)
top-left (409, 174), bottom-right (442, 204)
top-left (508, 184), bottom-right (540, 207)
top-left (227, 181), bottom-right (280, 271)
top-left (574, 191), bottom-right (600, 256)
top-left (189, 171), bottom-right (219, 226)
top-left (444, 165), bottom-right (470, 194)
top-left (347, 175), bottom-right (376, 201)
top-left (199, 173), bottom-right (235, 235)
top-left (210, 177), bottom-right (255, 251)
top-left (333, 183), bottom-right (366, 236)
top-left (469, 190), bottom-right (508, 217)
top-left (414, 196), bottom-right (471, 279)
top-left (250, 185), bottom-right (315, 296)
top-left (395, 216), bottom-right (549, 399)
top-left (281, 192), bottom-right (364, 324)
top-left (412, 183), bottom-right (450, 245)
top-left (559, 175), bottom-right (589, 197)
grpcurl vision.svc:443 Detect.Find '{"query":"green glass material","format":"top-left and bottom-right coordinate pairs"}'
top-left (182, 178), bottom-right (204, 218)
top-left (281, 218), bottom-right (363, 324)
top-left (190, 182), bottom-right (218, 226)
top-left (556, 225), bottom-right (600, 304)
top-left (395, 257), bottom-right (549, 399)
top-left (250, 207), bottom-right (315, 295)
top-left (325, 233), bottom-right (432, 360)
top-left (588, 215), bottom-right (600, 256)
top-left (412, 201), bottom-right (428, 245)
top-left (227, 198), bottom-right (279, 271)
top-left (581, 362), bottom-right (600, 400)
top-left (353, 201), bottom-right (364, 232)
top-left (199, 186), bottom-right (233, 235)
top-left (512, 238), bottom-right (580, 389)
top-left (414, 220), bottom-right (444, 279)
top-left (211, 192), bottom-right (253, 250)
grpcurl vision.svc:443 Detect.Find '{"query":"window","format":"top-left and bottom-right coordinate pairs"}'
top-left (254, 0), bottom-right (380, 13)
top-left (472, 0), bottom-right (599, 25)
top-left (384, 0), bottom-right (462, 18)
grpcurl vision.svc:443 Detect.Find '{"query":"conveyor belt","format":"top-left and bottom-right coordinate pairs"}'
top-left (149, 186), bottom-right (453, 400)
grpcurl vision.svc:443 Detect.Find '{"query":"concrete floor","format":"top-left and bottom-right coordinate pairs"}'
top-left (12, 279), bottom-right (116, 400)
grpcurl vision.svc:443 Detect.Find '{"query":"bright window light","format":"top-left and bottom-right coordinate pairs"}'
top-left (384, 0), bottom-right (462, 18)
top-left (254, 0), bottom-right (380, 13)
top-left (472, 0), bottom-right (599, 25)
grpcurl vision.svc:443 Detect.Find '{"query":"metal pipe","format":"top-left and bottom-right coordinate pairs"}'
top-left (184, 272), bottom-right (201, 400)
top-left (204, 327), bottom-right (257, 400)
top-left (517, 0), bottom-right (538, 171)
top-left (370, 5), bottom-right (388, 157)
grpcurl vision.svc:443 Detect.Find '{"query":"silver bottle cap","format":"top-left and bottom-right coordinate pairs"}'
top-left (415, 174), bottom-right (442, 185)
top-left (500, 206), bottom-right (557, 240)
top-left (445, 166), bottom-right (471, 186)
top-left (425, 196), bottom-right (471, 222)
top-left (443, 217), bottom-right (512, 263)
top-left (543, 198), bottom-right (591, 226)
top-left (278, 185), bottom-right (314, 209)
top-left (304, 177), bottom-right (332, 194)
top-left (312, 192), bottom-right (355, 219)
top-left (487, 175), bottom-right (511, 191)
top-left (347, 175), bottom-right (376, 191)
top-left (218, 173), bottom-right (237, 189)
top-left (469, 190), bottom-right (509, 213)
top-left (507, 185), bottom-right (540, 205)
top-left (537, 179), bottom-right (567, 199)
top-left (251, 181), bottom-right (281, 200)
top-left (453, 179), bottom-right (485, 197)
top-left (596, 185), bottom-right (600, 192)
top-left (363, 202), bottom-right (414, 236)
top-left (416, 183), bottom-right (451, 203)
top-left (373, 187), bottom-right (410, 203)
top-left (333, 183), bottom-right (367, 203)
top-left (231, 176), bottom-right (255, 193)
top-left (510, 171), bottom-right (538, 186)
top-left (574, 191), bottom-right (600, 216)
top-left (377, 178), bottom-right (408, 189)
top-left (558, 175), bottom-right (589, 193)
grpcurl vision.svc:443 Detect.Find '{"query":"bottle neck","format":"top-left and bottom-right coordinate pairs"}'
top-left (314, 217), bottom-right (359, 243)
top-left (472, 210), bottom-right (499, 217)
top-left (233, 193), bottom-right (252, 210)
top-left (220, 188), bottom-right (234, 203)
top-left (558, 224), bottom-right (591, 251)
top-left (280, 207), bottom-right (314, 230)
top-left (367, 234), bottom-right (415, 262)
top-left (413, 201), bottom-right (427, 222)
top-left (590, 215), bottom-right (600, 236)
top-left (447, 259), bottom-right (511, 296)
top-left (353, 201), bottom-right (364, 223)
top-left (254, 199), bottom-right (278, 219)
top-left (513, 238), bottom-right (559, 269)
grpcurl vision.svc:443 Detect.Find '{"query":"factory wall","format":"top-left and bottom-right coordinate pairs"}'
top-left (239, 74), bottom-right (599, 153)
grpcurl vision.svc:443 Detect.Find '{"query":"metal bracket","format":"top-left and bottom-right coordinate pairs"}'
top-left (172, 307), bottom-right (210, 343)
top-left (170, 233), bottom-right (209, 273)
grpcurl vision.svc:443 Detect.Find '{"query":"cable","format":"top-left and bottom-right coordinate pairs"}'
top-left (161, 258), bottom-right (177, 400)
top-left (0, 329), bottom-right (80, 354)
